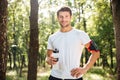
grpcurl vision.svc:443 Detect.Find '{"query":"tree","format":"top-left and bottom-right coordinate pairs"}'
top-left (0, 0), bottom-right (8, 80)
top-left (27, 0), bottom-right (39, 80)
top-left (96, 0), bottom-right (114, 67)
top-left (7, 0), bottom-right (30, 70)
top-left (111, 0), bottom-right (120, 80)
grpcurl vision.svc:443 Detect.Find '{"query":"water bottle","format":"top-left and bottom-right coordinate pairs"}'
top-left (52, 48), bottom-right (59, 70)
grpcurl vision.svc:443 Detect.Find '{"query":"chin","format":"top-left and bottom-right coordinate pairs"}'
top-left (61, 24), bottom-right (69, 28)
top-left (61, 26), bottom-right (68, 28)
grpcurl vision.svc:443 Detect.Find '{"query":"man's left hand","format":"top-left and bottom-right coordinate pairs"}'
top-left (71, 67), bottom-right (87, 78)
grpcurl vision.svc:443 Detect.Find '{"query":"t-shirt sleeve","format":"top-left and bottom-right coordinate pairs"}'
top-left (80, 31), bottom-right (91, 45)
top-left (47, 36), bottom-right (54, 50)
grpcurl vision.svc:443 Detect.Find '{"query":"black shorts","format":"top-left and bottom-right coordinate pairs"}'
top-left (49, 75), bottom-right (83, 80)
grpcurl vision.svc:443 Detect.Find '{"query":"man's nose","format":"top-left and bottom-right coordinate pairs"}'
top-left (62, 17), bottom-right (66, 21)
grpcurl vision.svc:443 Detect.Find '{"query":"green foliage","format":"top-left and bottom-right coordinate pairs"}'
top-left (38, 76), bottom-right (49, 80)
top-left (6, 76), bottom-right (13, 80)
top-left (84, 67), bottom-right (116, 80)
top-left (76, 0), bottom-right (116, 69)
top-left (6, 67), bottom-right (116, 80)
top-left (7, 0), bottom-right (116, 78)
top-left (8, 0), bottom-right (30, 50)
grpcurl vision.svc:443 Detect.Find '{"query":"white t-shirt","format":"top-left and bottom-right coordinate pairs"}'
top-left (47, 28), bottom-right (91, 79)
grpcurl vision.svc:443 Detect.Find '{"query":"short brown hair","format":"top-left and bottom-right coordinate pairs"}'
top-left (57, 6), bottom-right (72, 16)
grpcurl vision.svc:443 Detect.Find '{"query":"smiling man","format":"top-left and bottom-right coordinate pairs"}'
top-left (46, 6), bottom-right (100, 80)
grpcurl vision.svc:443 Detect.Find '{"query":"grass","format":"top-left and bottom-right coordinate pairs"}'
top-left (6, 67), bottom-right (116, 80)
top-left (83, 67), bottom-right (116, 80)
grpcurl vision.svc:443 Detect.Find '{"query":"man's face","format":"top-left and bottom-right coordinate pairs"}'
top-left (57, 11), bottom-right (72, 28)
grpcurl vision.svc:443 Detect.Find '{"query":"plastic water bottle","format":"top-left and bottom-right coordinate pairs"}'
top-left (52, 48), bottom-right (59, 70)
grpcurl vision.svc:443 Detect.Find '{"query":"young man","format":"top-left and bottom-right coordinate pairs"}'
top-left (46, 6), bottom-right (100, 80)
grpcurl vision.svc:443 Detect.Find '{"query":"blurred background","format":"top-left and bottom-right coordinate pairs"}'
top-left (0, 0), bottom-right (117, 80)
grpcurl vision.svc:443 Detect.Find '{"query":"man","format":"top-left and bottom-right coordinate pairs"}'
top-left (46, 6), bottom-right (100, 80)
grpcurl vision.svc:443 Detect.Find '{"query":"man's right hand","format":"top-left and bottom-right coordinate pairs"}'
top-left (46, 56), bottom-right (58, 65)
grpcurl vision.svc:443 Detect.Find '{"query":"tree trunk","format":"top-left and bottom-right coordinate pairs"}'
top-left (0, 0), bottom-right (8, 80)
top-left (27, 0), bottom-right (39, 80)
top-left (111, 0), bottom-right (120, 80)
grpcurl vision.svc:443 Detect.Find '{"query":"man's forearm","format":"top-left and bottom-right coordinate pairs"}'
top-left (83, 51), bottom-right (100, 71)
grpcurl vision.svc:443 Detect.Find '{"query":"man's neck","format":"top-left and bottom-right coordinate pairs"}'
top-left (60, 26), bottom-right (73, 32)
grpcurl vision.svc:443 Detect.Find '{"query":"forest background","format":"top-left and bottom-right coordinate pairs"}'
top-left (0, 0), bottom-right (118, 80)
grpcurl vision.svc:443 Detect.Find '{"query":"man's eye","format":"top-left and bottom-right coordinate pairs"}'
top-left (66, 16), bottom-right (68, 17)
top-left (59, 16), bottom-right (63, 18)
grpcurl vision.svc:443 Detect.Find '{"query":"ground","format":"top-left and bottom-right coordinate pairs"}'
top-left (6, 66), bottom-right (116, 80)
